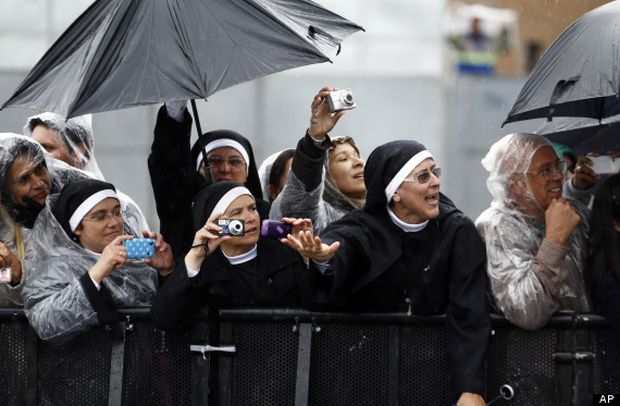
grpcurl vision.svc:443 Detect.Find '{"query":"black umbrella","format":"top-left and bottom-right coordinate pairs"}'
top-left (503, 1), bottom-right (620, 127)
top-left (1, 0), bottom-right (363, 118)
top-left (537, 117), bottom-right (620, 155)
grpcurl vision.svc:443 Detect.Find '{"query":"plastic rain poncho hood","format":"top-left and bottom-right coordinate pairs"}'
top-left (475, 133), bottom-right (590, 329)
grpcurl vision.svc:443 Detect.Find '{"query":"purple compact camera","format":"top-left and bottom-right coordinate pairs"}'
top-left (261, 220), bottom-right (292, 239)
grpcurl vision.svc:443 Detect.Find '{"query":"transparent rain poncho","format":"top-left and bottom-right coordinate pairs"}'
top-left (23, 113), bottom-right (149, 232)
top-left (23, 112), bottom-right (103, 179)
top-left (0, 133), bottom-right (148, 307)
top-left (475, 133), bottom-right (590, 330)
top-left (22, 193), bottom-right (158, 343)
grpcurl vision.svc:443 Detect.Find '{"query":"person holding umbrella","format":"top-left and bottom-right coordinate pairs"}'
top-left (475, 133), bottom-right (595, 331)
top-left (149, 102), bottom-right (269, 261)
top-left (283, 140), bottom-right (489, 406)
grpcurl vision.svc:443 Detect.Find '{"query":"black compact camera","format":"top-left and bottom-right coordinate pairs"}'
top-left (325, 88), bottom-right (356, 113)
top-left (217, 219), bottom-right (245, 236)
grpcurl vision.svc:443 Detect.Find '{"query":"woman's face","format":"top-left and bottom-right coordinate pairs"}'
top-left (206, 147), bottom-right (247, 184)
top-left (74, 197), bottom-right (124, 253)
top-left (268, 157), bottom-right (292, 201)
top-left (393, 158), bottom-right (441, 224)
top-left (8, 154), bottom-right (52, 207)
top-left (219, 194), bottom-right (260, 253)
top-left (328, 142), bottom-right (366, 199)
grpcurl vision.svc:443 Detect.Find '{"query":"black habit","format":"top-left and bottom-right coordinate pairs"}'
top-left (148, 106), bottom-right (270, 260)
top-left (315, 140), bottom-right (490, 398)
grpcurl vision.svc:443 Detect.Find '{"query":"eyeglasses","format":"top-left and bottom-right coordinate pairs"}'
top-left (402, 166), bottom-right (442, 184)
top-left (526, 160), bottom-right (566, 182)
top-left (82, 210), bottom-right (124, 223)
top-left (207, 156), bottom-right (245, 169)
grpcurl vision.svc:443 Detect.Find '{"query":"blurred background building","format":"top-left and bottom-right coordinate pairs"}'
top-left (0, 0), bottom-right (611, 228)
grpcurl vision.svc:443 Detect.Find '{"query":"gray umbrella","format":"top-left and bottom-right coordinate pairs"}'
top-left (1, 0), bottom-right (363, 118)
top-left (503, 1), bottom-right (620, 127)
top-left (537, 116), bottom-right (620, 155)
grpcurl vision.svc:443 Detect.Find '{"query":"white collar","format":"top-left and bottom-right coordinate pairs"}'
top-left (387, 207), bottom-right (429, 232)
top-left (222, 244), bottom-right (258, 265)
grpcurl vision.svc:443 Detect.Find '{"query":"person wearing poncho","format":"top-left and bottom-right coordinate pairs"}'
top-left (151, 182), bottom-right (312, 330)
top-left (286, 140), bottom-right (489, 405)
top-left (22, 179), bottom-right (173, 343)
top-left (475, 133), bottom-right (592, 331)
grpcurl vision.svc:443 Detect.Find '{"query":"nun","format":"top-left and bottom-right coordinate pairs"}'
top-left (149, 101), bottom-right (269, 260)
top-left (22, 179), bottom-right (173, 343)
top-left (285, 140), bottom-right (489, 406)
top-left (150, 182), bottom-right (312, 331)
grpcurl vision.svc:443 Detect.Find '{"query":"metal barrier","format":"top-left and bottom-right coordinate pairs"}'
top-left (1, 308), bottom-right (618, 406)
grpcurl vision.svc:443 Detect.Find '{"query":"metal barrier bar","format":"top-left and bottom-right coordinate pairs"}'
top-left (294, 322), bottom-right (313, 406)
top-left (108, 321), bottom-right (126, 406)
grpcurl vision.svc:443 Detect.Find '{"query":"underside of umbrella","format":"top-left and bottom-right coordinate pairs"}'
top-left (2, 0), bottom-right (363, 118)
top-left (503, 1), bottom-right (620, 127)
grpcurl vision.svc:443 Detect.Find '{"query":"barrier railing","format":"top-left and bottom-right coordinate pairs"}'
top-left (1, 308), bottom-right (618, 406)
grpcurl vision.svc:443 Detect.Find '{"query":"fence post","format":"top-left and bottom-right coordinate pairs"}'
top-left (554, 327), bottom-right (574, 405)
top-left (23, 325), bottom-right (38, 406)
top-left (108, 321), bottom-right (127, 406)
top-left (572, 315), bottom-right (595, 405)
top-left (388, 325), bottom-right (400, 406)
top-left (294, 320), bottom-right (313, 406)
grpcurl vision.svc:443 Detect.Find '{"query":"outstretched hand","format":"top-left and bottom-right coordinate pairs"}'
top-left (308, 86), bottom-right (346, 140)
top-left (281, 230), bottom-right (340, 263)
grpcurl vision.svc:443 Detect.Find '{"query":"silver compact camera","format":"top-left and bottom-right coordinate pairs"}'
top-left (325, 88), bottom-right (356, 113)
top-left (217, 219), bottom-right (245, 236)
top-left (0, 267), bottom-right (11, 284)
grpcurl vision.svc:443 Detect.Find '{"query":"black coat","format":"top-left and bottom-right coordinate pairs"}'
top-left (150, 238), bottom-right (312, 331)
top-left (317, 197), bottom-right (490, 398)
top-left (148, 106), bottom-right (270, 260)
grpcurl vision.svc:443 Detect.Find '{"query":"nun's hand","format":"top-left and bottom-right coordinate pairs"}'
top-left (281, 230), bottom-right (340, 263)
top-left (456, 392), bottom-right (485, 406)
top-left (90, 235), bottom-right (133, 283)
top-left (141, 231), bottom-right (175, 277)
top-left (0, 242), bottom-right (22, 286)
top-left (308, 86), bottom-right (346, 141)
top-left (281, 217), bottom-right (313, 237)
top-left (185, 213), bottom-right (231, 270)
top-left (572, 155), bottom-right (598, 190)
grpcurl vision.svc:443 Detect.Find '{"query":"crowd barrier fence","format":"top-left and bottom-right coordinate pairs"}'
top-left (1, 308), bottom-right (618, 406)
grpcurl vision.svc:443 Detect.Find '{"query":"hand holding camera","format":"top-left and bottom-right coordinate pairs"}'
top-left (0, 241), bottom-right (21, 285)
top-left (186, 213), bottom-right (235, 270)
top-left (308, 86), bottom-right (354, 141)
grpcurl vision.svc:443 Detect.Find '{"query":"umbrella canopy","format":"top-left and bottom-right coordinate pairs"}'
top-left (537, 116), bottom-right (620, 155)
top-left (1, 0), bottom-right (363, 118)
top-left (503, 1), bottom-right (620, 127)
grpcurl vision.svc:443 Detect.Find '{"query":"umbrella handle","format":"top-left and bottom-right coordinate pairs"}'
top-left (191, 99), bottom-right (209, 174)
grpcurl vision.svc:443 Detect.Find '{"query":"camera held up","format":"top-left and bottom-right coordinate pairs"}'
top-left (217, 219), bottom-right (245, 237)
top-left (325, 88), bottom-right (356, 113)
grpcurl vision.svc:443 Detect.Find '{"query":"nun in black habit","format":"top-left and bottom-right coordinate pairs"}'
top-left (285, 140), bottom-right (490, 405)
top-left (149, 103), bottom-right (269, 260)
top-left (150, 182), bottom-right (312, 331)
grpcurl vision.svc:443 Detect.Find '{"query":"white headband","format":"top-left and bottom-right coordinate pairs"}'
top-left (210, 186), bottom-right (253, 219)
top-left (196, 139), bottom-right (250, 170)
top-left (69, 189), bottom-right (118, 231)
top-left (384, 150), bottom-right (434, 201)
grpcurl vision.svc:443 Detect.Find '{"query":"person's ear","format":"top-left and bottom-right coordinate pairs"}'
top-left (392, 192), bottom-right (401, 203)
top-left (73, 224), bottom-right (83, 237)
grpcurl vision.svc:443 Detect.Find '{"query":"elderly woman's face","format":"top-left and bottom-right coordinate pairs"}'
top-left (219, 194), bottom-right (260, 252)
top-left (393, 158), bottom-right (441, 223)
top-left (8, 154), bottom-right (52, 207)
top-left (74, 197), bottom-right (124, 253)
